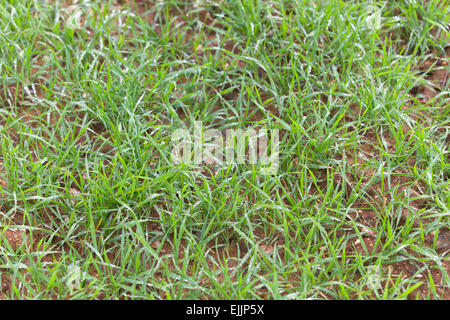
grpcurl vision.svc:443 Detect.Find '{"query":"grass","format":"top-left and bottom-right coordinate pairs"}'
top-left (0, 0), bottom-right (449, 299)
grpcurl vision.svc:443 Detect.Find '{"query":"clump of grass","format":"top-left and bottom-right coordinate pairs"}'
top-left (0, 0), bottom-right (448, 299)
